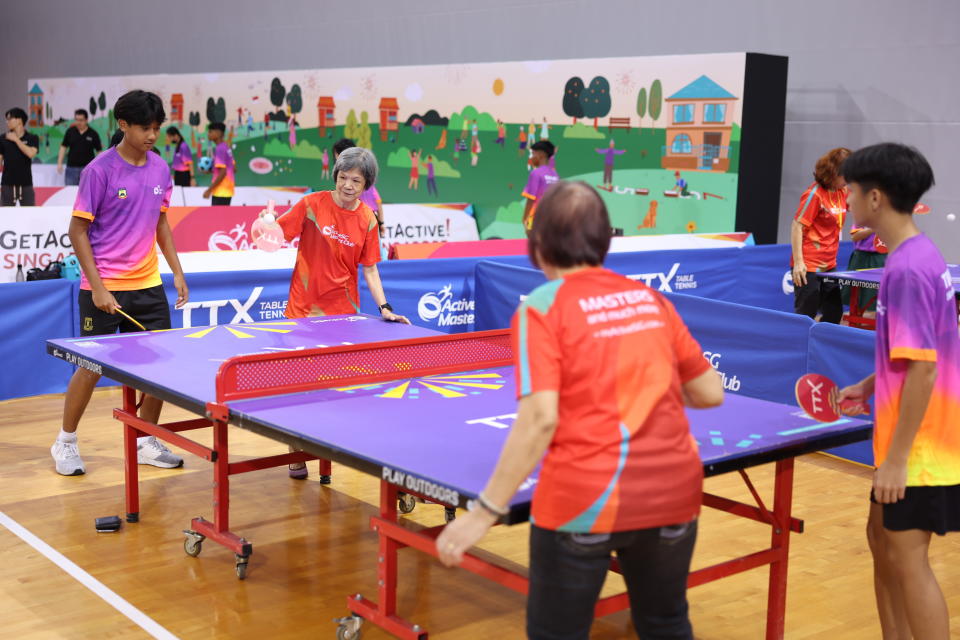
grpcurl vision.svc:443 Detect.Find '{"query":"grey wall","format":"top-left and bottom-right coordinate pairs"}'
top-left (2, 0), bottom-right (958, 259)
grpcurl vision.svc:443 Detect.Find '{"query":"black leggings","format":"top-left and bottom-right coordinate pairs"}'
top-left (527, 521), bottom-right (698, 640)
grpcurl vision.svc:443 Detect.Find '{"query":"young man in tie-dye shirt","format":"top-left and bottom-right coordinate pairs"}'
top-left (51, 91), bottom-right (189, 477)
top-left (839, 143), bottom-right (956, 640)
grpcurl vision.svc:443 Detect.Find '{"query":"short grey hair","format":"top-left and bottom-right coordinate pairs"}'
top-left (333, 146), bottom-right (378, 189)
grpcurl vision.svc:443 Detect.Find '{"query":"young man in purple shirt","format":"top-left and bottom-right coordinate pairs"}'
top-left (522, 140), bottom-right (559, 231)
top-left (839, 143), bottom-right (957, 640)
top-left (51, 90), bottom-right (189, 476)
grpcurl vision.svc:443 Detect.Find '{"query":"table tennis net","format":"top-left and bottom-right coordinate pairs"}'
top-left (217, 330), bottom-right (513, 401)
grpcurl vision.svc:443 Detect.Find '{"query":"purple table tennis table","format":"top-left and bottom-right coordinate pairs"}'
top-left (49, 324), bottom-right (871, 640)
top-left (47, 314), bottom-right (440, 577)
top-left (818, 263), bottom-right (960, 329)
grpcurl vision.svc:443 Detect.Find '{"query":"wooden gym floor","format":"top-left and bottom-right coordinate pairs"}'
top-left (1, 387), bottom-right (957, 639)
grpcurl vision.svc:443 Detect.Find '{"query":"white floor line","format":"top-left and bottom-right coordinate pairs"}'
top-left (0, 510), bottom-right (179, 640)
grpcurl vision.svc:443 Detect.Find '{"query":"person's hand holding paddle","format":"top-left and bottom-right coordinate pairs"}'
top-left (251, 200), bottom-right (284, 252)
top-left (796, 373), bottom-right (871, 423)
top-left (92, 285), bottom-right (121, 314)
top-left (837, 374), bottom-right (875, 416)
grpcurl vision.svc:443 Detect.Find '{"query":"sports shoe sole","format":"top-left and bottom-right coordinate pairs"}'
top-left (137, 455), bottom-right (184, 469)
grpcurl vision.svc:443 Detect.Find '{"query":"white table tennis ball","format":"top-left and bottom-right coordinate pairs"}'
top-left (947, 213), bottom-right (957, 222)
top-left (263, 213), bottom-right (276, 224)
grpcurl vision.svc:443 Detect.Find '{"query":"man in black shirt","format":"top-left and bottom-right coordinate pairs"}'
top-left (57, 109), bottom-right (102, 185)
top-left (0, 107), bottom-right (39, 206)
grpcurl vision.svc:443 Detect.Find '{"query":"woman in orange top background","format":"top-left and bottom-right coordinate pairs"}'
top-left (790, 147), bottom-right (851, 323)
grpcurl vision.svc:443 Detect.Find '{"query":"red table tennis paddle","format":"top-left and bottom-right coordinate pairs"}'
top-left (795, 373), bottom-right (870, 422)
top-left (914, 202), bottom-right (930, 215)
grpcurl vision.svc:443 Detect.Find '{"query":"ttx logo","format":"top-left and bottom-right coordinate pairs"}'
top-left (178, 287), bottom-right (263, 327)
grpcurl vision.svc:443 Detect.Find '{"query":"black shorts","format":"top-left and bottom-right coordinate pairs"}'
top-left (173, 169), bottom-right (192, 187)
top-left (870, 484), bottom-right (960, 536)
top-left (78, 285), bottom-right (172, 336)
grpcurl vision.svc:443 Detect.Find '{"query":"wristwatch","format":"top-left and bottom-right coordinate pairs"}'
top-left (378, 303), bottom-right (393, 313)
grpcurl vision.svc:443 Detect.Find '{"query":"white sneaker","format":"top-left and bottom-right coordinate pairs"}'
top-left (137, 436), bottom-right (184, 469)
top-left (51, 438), bottom-right (85, 476)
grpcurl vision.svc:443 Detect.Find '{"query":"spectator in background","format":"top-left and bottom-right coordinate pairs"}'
top-left (58, 109), bottom-right (102, 186)
top-left (202, 122), bottom-right (235, 205)
top-left (790, 147), bottom-right (851, 323)
top-left (0, 107), bottom-right (39, 206)
top-left (522, 140), bottom-right (559, 232)
top-left (844, 223), bottom-right (888, 312)
top-left (166, 126), bottom-right (194, 187)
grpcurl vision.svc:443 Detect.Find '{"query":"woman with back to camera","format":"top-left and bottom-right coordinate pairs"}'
top-left (437, 180), bottom-right (723, 639)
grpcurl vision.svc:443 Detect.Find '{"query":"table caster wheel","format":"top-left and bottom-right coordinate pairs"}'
top-left (333, 614), bottom-right (363, 640)
top-left (183, 530), bottom-right (205, 557)
top-left (319, 475), bottom-right (332, 485)
top-left (398, 492), bottom-right (417, 514)
top-left (444, 507), bottom-right (457, 523)
top-left (235, 554), bottom-right (249, 580)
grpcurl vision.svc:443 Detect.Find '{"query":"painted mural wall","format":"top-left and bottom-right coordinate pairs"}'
top-left (29, 52), bottom-right (746, 239)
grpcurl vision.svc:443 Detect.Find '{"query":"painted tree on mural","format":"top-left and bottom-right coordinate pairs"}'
top-left (345, 109), bottom-right (359, 139)
top-left (579, 76), bottom-right (611, 129)
top-left (189, 112), bottom-right (201, 127)
top-left (649, 79), bottom-right (663, 128)
top-left (285, 84), bottom-right (303, 116)
top-left (270, 78), bottom-right (286, 109)
top-left (562, 76), bottom-right (585, 124)
top-left (206, 97), bottom-right (227, 124)
top-left (357, 111), bottom-right (373, 148)
top-left (97, 92), bottom-right (106, 113)
top-left (636, 86), bottom-right (647, 131)
top-left (88, 97), bottom-right (97, 117)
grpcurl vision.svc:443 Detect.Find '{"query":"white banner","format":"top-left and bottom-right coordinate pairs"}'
top-left (0, 207), bottom-right (74, 282)
top-left (381, 204), bottom-right (479, 245)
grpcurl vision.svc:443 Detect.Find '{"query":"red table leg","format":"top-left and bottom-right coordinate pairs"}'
top-left (122, 386), bottom-right (142, 523)
top-left (766, 458), bottom-right (795, 640)
top-left (345, 482), bottom-right (428, 639)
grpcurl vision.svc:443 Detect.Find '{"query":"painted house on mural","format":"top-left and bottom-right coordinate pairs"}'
top-left (317, 96), bottom-right (335, 138)
top-left (28, 84), bottom-right (44, 127)
top-left (661, 75), bottom-right (738, 172)
top-left (170, 94), bottom-right (184, 122)
top-left (378, 97), bottom-right (399, 142)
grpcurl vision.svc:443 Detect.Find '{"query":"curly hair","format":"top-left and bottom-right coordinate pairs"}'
top-left (813, 147), bottom-right (852, 190)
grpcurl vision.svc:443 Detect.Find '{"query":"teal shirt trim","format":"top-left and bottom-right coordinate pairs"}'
top-left (799, 185), bottom-right (819, 219)
top-left (557, 424), bottom-right (631, 532)
top-left (518, 279), bottom-right (562, 396)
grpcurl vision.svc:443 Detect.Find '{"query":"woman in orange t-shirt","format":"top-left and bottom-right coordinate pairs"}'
top-left (790, 147), bottom-right (851, 322)
top-left (259, 147), bottom-right (410, 478)
top-left (436, 181), bottom-right (723, 639)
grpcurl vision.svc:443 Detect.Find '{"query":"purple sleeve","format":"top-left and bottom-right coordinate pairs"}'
top-left (522, 170), bottom-right (540, 199)
top-left (72, 164), bottom-right (105, 220)
top-left (162, 169), bottom-right (173, 212)
top-left (885, 268), bottom-right (939, 359)
top-left (213, 144), bottom-right (227, 168)
top-left (614, 149), bottom-right (625, 155)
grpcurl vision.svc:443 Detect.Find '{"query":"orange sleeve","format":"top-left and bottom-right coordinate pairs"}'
top-left (794, 185), bottom-right (821, 227)
top-left (512, 301), bottom-right (562, 397)
top-left (359, 208), bottom-right (381, 267)
top-left (277, 197), bottom-right (309, 242)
